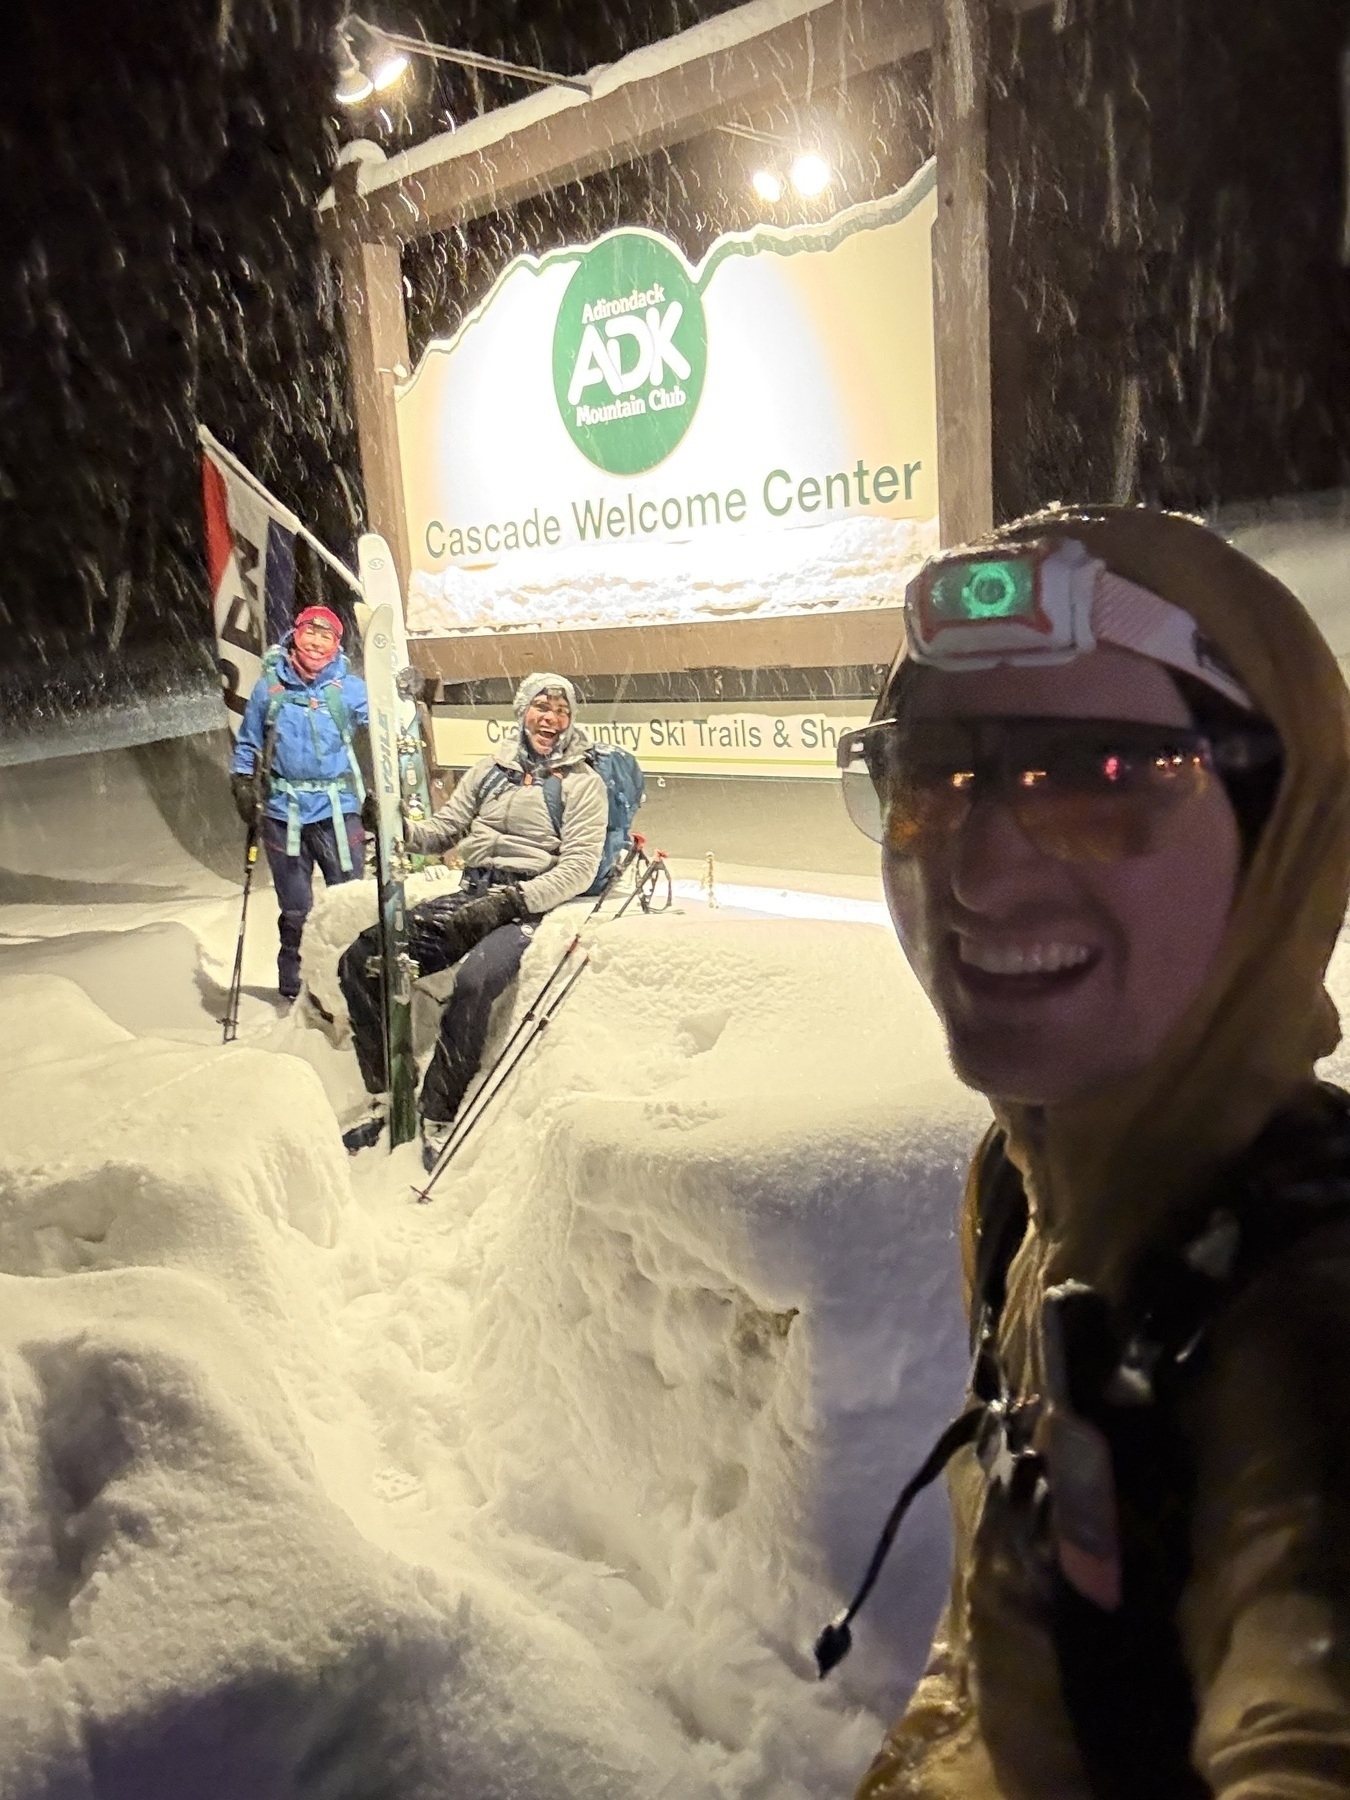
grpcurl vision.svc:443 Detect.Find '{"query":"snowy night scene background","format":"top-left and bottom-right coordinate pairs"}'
top-left (0, 0), bottom-right (1349, 1794)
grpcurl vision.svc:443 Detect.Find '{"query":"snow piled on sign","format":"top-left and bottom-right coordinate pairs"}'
top-left (0, 892), bottom-right (986, 1796)
top-left (406, 513), bottom-right (938, 637)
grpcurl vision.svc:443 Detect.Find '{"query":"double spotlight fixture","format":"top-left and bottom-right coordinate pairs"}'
top-left (717, 123), bottom-right (832, 204)
top-left (334, 16), bottom-right (833, 205)
top-left (334, 13), bottom-right (590, 107)
top-left (751, 154), bottom-right (832, 202)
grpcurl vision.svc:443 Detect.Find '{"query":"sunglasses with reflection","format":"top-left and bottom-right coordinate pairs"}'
top-left (838, 715), bottom-right (1281, 865)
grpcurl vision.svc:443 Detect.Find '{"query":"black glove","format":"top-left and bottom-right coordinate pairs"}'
top-left (396, 663), bottom-right (427, 702)
top-left (424, 884), bottom-right (527, 961)
top-left (456, 884), bottom-right (527, 934)
top-left (231, 770), bottom-right (261, 826)
top-left (361, 791), bottom-right (379, 832)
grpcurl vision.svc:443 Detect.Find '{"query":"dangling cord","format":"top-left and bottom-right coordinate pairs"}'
top-left (815, 1405), bottom-right (985, 1677)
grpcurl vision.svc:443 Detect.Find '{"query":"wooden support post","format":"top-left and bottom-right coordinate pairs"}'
top-left (932, 0), bottom-right (994, 546)
top-left (333, 163), bottom-right (414, 592)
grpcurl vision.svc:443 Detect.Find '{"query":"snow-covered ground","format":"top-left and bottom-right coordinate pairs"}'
top-left (0, 744), bottom-right (990, 1797)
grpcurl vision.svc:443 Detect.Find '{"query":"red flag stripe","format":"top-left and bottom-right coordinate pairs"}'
top-left (201, 454), bottom-right (234, 595)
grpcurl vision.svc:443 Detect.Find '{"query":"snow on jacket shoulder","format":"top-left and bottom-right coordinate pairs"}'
top-left (231, 649), bottom-right (369, 827)
top-left (409, 727), bottom-right (607, 914)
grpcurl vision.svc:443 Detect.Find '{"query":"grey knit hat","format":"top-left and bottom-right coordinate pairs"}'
top-left (513, 671), bottom-right (578, 762)
top-left (513, 672), bottom-right (578, 719)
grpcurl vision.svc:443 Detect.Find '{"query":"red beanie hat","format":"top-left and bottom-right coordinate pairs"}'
top-left (293, 605), bottom-right (343, 638)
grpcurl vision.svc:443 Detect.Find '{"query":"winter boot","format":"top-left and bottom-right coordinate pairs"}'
top-left (420, 1115), bottom-right (454, 1174)
top-left (278, 910), bottom-right (306, 1002)
top-left (342, 1096), bottom-right (389, 1155)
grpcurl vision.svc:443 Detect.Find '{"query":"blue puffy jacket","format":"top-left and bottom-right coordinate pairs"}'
top-left (231, 645), bottom-right (370, 828)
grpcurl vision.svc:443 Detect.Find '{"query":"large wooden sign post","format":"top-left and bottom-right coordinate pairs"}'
top-left (323, 0), bottom-right (1045, 689)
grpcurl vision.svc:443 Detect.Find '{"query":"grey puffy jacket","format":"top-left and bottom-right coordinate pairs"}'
top-left (405, 728), bottom-right (608, 915)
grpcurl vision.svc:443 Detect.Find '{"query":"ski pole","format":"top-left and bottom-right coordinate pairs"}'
top-left (370, 823), bottom-right (393, 1119)
top-left (614, 848), bottom-right (670, 919)
top-left (411, 839), bottom-right (647, 1201)
top-left (413, 951), bottom-right (591, 1202)
top-left (410, 955), bottom-right (585, 1201)
top-left (222, 822), bottom-right (259, 1043)
top-left (222, 723), bottom-right (277, 1045)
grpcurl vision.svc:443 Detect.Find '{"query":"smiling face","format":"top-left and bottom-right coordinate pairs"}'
top-left (523, 690), bottom-right (572, 756)
top-left (293, 616), bottom-right (338, 657)
top-left (882, 646), bottom-right (1243, 1106)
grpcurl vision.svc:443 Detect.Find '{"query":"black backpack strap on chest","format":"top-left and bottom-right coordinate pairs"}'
top-left (970, 1131), bottom-right (1031, 1402)
top-left (1047, 1080), bottom-right (1350, 1800)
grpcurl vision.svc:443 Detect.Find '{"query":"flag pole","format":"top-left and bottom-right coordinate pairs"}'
top-left (197, 424), bottom-right (365, 598)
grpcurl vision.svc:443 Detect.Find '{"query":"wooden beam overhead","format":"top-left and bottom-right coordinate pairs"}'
top-left (329, 0), bottom-right (935, 247)
top-left (932, 0), bottom-right (994, 543)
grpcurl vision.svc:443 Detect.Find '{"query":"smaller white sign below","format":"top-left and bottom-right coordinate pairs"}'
top-left (432, 701), bottom-right (871, 781)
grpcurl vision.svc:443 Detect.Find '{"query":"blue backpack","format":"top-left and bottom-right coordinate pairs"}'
top-left (480, 745), bottom-right (645, 898)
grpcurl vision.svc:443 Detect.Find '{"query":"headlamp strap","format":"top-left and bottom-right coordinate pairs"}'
top-left (904, 539), bottom-right (1253, 712)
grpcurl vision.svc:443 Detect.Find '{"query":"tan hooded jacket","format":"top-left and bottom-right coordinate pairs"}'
top-left (858, 508), bottom-right (1350, 1800)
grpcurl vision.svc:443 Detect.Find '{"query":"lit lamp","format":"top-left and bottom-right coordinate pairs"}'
top-left (333, 13), bottom-right (592, 106)
top-left (334, 45), bottom-right (374, 106)
top-left (790, 152), bottom-right (832, 198)
top-left (720, 123), bottom-right (832, 205)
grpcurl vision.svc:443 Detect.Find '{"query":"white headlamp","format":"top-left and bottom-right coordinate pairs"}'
top-left (902, 537), bottom-right (1253, 711)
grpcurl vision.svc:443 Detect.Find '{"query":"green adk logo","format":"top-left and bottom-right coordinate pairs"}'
top-left (552, 231), bottom-right (707, 475)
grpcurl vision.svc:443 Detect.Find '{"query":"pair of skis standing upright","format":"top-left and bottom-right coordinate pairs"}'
top-left (357, 534), bottom-right (430, 1155)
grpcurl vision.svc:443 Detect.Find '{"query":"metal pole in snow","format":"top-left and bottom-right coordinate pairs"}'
top-left (197, 424), bottom-right (366, 597)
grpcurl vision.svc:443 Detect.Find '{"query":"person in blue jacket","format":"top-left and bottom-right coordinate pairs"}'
top-left (230, 605), bottom-right (371, 1001)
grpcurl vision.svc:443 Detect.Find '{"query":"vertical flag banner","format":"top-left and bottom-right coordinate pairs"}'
top-left (200, 444), bottom-right (298, 731)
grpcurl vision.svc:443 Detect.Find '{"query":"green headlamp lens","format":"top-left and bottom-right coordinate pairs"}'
top-left (929, 556), bottom-right (1036, 624)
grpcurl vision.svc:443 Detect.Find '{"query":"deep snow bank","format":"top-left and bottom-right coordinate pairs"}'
top-left (0, 973), bottom-right (719, 1797)
top-left (0, 891), bottom-right (987, 1794)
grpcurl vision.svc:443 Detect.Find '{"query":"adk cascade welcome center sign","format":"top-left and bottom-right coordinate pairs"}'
top-left (396, 160), bottom-right (939, 588)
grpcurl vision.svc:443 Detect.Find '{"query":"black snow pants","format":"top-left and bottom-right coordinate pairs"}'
top-left (263, 812), bottom-right (366, 1000)
top-left (338, 871), bottom-right (535, 1123)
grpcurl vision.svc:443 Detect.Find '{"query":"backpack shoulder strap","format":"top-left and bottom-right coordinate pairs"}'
top-left (477, 763), bottom-right (516, 808)
top-left (263, 665), bottom-right (291, 732)
top-left (1122, 1080), bottom-right (1350, 1386)
top-left (478, 760), bottom-right (565, 836)
top-left (540, 772), bottom-right (565, 837)
top-left (969, 1128), bottom-right (1030, 1392)
top-left (320, 677), bottom-right (352, 743)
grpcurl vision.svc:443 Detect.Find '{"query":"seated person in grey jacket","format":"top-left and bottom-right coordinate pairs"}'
top-left (338, 671), bottom-right (607, 1166)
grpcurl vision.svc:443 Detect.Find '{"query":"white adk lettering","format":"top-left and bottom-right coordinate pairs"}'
top-left (567, 302), bottom-right (691, 405)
